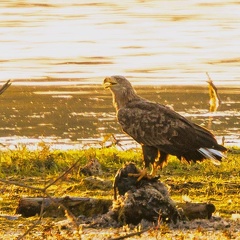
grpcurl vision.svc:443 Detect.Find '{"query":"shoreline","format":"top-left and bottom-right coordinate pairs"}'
top-left (1, 78), bottom-right (240, 87)
top-left (0, 135), bottom-right (238, 151)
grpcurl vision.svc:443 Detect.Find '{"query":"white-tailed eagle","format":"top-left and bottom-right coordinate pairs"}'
top-left (103, 75), bottom-right (227, 179)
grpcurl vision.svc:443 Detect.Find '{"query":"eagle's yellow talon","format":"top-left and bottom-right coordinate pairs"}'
top-left (128, 168), bottom-right (154, 181)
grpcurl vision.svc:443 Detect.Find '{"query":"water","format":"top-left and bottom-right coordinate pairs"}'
top-left (0, 0), bottom-right (239, 85)
top-left (0, 1), bottom-right (240, 149)
top-left (1, 84), bottom-right (239, 150)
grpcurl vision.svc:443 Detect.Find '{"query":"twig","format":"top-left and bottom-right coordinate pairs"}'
top-left (43, 192), bottom-right (80, 231)
top-left (43, 157), bottom-right (82, 190)
top-left (206, 72), bottom-right (212, 82)
top-left (0, 178), bottom-right (43, 191)
top-left (0, 79), bottom-right (12, 95)
top-left (17, 205), bottom-right (46, 240)
top-left (1, 157), bottom-right (84, 239)
top-left (107, 227), bottom-right (152, 240)
top-left (17, 218), bottom-right (42, 240)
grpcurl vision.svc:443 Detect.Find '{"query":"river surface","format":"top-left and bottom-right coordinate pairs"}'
top-left (0, 1), bottom-right (239, 149)
top-left (1, 84), bottom-right (239, 150)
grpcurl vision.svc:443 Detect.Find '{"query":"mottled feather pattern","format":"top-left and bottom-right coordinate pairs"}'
top-left (104, 76), bottom-right (227, 172)
top-left (118, 99), bottom-right (195, 151)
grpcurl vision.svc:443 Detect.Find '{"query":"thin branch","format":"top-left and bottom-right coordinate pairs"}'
top-left (43, 191), bottom-right (79, 230)
top-left (1, 157), bottom-right (84, 239)
top-left (0, 178), bottom-right (43, 191)
top-left (107, 227), bottom-right (152, 240)
top-left (0, 79), bottom-right (12, 95)
top-left (17, 218), bottom-right (42, 240)
top-left (206, 72), bottom-right (212, 82)
top-left (43, 157), bottom-right (82, 190)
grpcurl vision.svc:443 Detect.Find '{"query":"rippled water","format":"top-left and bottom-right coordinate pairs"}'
top-left (0, 1), bottom-right (240, 149)
top-left (0, 0), bottom-right (240, 85)
top-left (1, 84), bottom-right (239, 150)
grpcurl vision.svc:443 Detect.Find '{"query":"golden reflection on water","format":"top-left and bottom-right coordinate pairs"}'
top-left (0, 0), bottom-right (240, 85)
top-left (1, 84), bottom-right (240, 149)
top-left (1, 1), bottom-right (240, 149)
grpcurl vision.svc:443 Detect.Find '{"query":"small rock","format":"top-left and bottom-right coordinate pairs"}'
top-left (80, 158), bottom-right (102, 176)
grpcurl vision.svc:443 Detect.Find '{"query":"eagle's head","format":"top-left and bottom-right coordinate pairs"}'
top-left (103, 75), bottom-right (133, 90)
top-left (103, 75), bottom-right (138, 110)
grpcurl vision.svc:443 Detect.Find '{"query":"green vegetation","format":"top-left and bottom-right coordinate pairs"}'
top-left (0, 143), bottom-right (239, 238)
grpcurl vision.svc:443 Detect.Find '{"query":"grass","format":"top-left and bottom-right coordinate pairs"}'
top-left (0, 143), bottom-right (239, 239)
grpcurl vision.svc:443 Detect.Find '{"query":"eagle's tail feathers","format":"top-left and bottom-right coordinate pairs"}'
top-left (198, 147), bottom-right (226, 165)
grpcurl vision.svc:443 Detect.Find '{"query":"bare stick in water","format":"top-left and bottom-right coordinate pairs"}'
top-left (0, 80), bottom-right (12, 95)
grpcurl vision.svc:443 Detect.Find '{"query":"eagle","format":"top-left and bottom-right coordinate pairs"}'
top-left (103, 75), bottom-right (227, 180)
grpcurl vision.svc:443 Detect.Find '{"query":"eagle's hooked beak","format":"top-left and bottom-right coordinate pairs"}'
top-left (103, 77), bottom-right (117, 89)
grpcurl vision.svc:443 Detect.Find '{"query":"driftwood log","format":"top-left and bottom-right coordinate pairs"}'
top-left (16, 197), bottom-right (112, 218)
top-left (177, 202), bottom-right (215, 220)
top-left (16, 163), bottom-right (216, 226)
top-left (16, 196), bottom-right (215, 222)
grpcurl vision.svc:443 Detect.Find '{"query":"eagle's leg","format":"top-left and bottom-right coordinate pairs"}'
top-left (150, 151), bottom-right (169, 177)
top-left (128, 145), bottom-right (158, 181)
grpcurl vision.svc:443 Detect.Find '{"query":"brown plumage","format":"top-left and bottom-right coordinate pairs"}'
top-left (103, 76), bottom-right (227, 178)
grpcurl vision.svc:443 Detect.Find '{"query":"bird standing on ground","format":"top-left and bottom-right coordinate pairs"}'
top-left (103, 75), bottom-right (227, 180)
